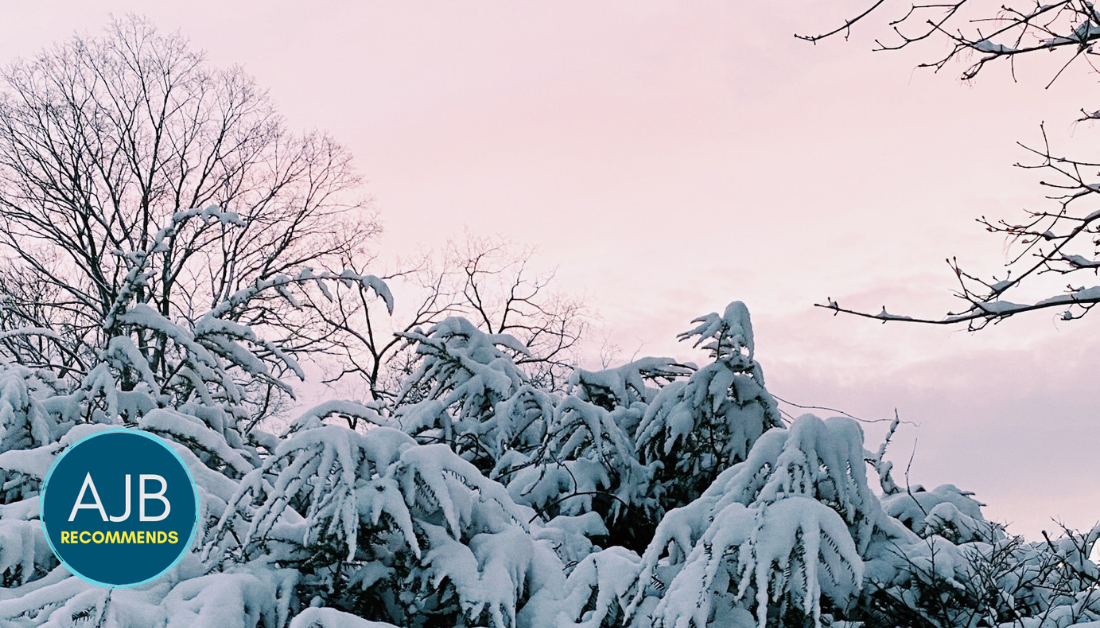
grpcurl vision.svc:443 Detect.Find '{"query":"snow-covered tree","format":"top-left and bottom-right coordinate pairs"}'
top-left (3, 283), bottom-right (1099, 628)
top-left (627, 415), bottom-right (870, 628)
top-left (393, 317), bottom-right (536, 473)
top-left (636, 303), bottom-right (781, 527)
top-left (210, 417), bottom-right (566, 628)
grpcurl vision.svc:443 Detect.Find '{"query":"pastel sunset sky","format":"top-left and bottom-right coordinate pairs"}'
top-left (2, 1), bottom-right (1097, 537)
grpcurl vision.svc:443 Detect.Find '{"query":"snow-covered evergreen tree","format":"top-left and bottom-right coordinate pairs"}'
top-left (636, 303), bottom-right (782, 519)
top-left (394, 317), bottom-right (535, 474)
top-left (210, 416), bottom-right (566, 628)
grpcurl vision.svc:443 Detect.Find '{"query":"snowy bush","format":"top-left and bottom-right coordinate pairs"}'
top-left (209, 417), bottom-right (566, 628)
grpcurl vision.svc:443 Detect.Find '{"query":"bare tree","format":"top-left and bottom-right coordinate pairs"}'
top-left (0, 17), bottom-right (377, 380)
top-left (803, 1), bottom-right (1100, 329)
top-left (448, 235), bottom-right (588, 388)
top-left (310, 234), bottom-right (589, 408)
top-left (0, 17), bottom-right (588, 429)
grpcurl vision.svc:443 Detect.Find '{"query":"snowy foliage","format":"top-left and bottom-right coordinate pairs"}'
top-left (636, 302), bottom-right (782, 525)
top-left (0, 133), bottom-right (1089, 628)
top-left (394, 317), bottom-right (535, 473)
top-left (627, 416), bottom-right (869, 628)
top-left (1, 246), bottom-right (1097, 628)
top-left (210, 418), bottom-right (564, 628)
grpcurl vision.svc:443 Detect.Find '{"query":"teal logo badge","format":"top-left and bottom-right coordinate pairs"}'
top-left (40, 430), bottom-right (200, 587)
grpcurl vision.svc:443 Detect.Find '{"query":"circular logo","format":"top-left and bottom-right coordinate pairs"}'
top-left (40, 429), bottom-right (200, 587)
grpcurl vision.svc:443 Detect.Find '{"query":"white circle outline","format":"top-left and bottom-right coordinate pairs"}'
top-left (39, 428), bottom-right (201, 588)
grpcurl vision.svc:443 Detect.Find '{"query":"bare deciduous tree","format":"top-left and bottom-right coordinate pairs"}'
top-left (0, 17), bottom-right (588, 428)
top-left (311, 234), bottom-right (589, 408)
top-left (0, 16), bottom-right (378, 379)
top-left (448, 235), bottom-right (588, 388)
top-left (804, 2), bottom-right (1100, 329)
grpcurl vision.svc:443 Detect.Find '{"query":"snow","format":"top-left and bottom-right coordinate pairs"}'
top-left (161, 569), bottom-right (296, 628)
top-left (290, 608), bottom-right (402, 628)
top-left (557, 547), bottom-right (641, 628)
top-left (1063, 254), bottom-right (1100, 269)
top-left (139, 409), bottom-right (253, 475)
top-left (973, 39), bottom-right (1016, 53)
top-left (0, 445), bottom-right (59, 482)
top-left (678, 301), bottom-right (755, 361)
top-left (290, 400), bottom-right (394, 431)
top-left (0, 520), bottom-right (51, 586)
top-left (977, 300), bottom-right (1028, 314)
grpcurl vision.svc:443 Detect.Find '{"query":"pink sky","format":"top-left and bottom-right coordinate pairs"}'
top-left (2, 2), bottom-right (1097, 537)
